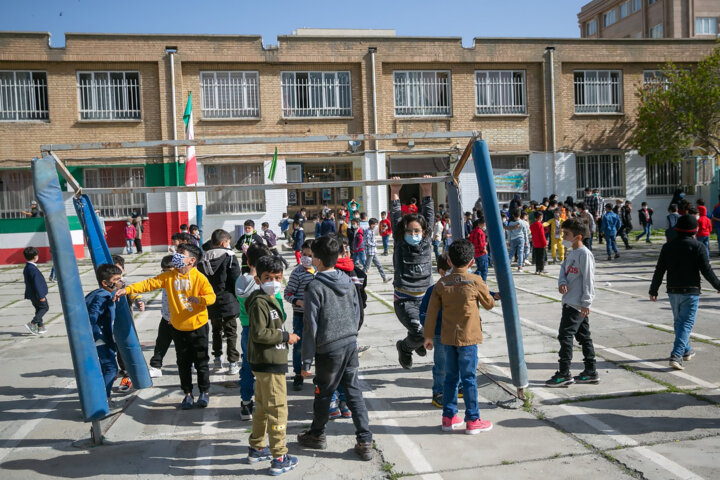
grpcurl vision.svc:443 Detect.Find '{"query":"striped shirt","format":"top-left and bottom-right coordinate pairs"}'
top-left (284, 264), bottom-right (315, 313)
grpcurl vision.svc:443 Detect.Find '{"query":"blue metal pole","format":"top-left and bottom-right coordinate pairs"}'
top-left (196, 203), bottom-right (203, 242)
top-left (471, 140), bottom-right (528, 389)
top-left (32, 155), bottom-right (109, 421)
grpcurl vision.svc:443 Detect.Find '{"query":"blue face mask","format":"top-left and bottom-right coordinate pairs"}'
top-left (679, 193), bottom-right (685, 199)
top-left (404, 233), bottom-right (423, 246)
top-left (172, 253), bottom-right (186, 269)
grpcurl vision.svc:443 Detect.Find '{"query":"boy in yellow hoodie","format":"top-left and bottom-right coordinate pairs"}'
top-left (116, 243), bottom-right (216, 409)
top-left (543, 209), bottom-right (565, 264)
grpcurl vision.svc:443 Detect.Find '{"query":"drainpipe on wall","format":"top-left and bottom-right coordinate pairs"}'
top-left (166, 47), bottom-right (179, 185)
top-left (368, 47), bottom-right (379, 216)
top-left (545, 46), bottom-right (557, 195)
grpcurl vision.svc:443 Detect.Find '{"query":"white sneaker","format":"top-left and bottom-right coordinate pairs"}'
top-left (148, 366), bottom-right (163, 378)
top-left (228, 362), bottom-right (240, 375)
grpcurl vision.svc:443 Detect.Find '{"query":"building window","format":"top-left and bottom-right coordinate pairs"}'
top-left (632, 0), bottom-right (642, 12)
top-left (604, 9), bottom-right (617, 27)
top-left (83, 167), bottom-right (146, 218)
top-left (643, 70), bottom-right (671, 90)
top-left (0, 71), bottom-right (49, 121)
top-left (574, 70), bottom-right (623, 114)
top-left (648, 23), bottom-right (663, 38)
top-left (286, 163), bottom-right (353, 208)
top-left (77, 71), bottom-right (141, 120)
top-left (281, 71), bottom-right (351, 118)
top-left (0, 169), bottom-right (36, 219)
top-left (695, 17), bottom-right (718, 35)
top-left (393, 71), bottom-right (452, 116)
top-left (474, 71), bottom-right (526, 115)
top-left (619, 1), bottom-right (630, 18)
top-left (646, 158), bottom-right (687, 196)
top-left (492, 155), bottom-right (530, 202)
top-left (200, 71), bottom-right (259, 119)
top-left (576, 154), bottom-right (625, 198)
top-left (586, 19), bottom-right (597, 36)
top-left (648, 0), bottom-right (656, 4)
top-left (204, 164), bottom-right (265, 214)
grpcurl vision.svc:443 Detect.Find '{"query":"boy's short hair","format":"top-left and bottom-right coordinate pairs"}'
top-left (534, 211), bottom-right (543, 220)
top-left (576, 201), bottom-right (586, 210)
top-left (161, 255), bottom-right (174, 270)
top-left (111, 254), bottom-right (125, 268)
top-left (293, 219), bottom-right (301, 226)
top-left (177, 243), bottom-right (203, 261)
top-left (410, 197), bottom-right (417, 205)
top-left (351, 218), bottom-right (359, 225)
top-left (96, 263), bottom-right (122, 287)
top-left (381, 211), bottom-right (387, 216)
top-left (437, 252), bottom-right (451, 272)
top-left (561, 218), bottom-right (587, 238)
top-left (368, 217), bottom-right (378, 226)
top-left (210, 229), bottom-right (231, 246)
top-left (511, 208), bottom-right (521, 219)
top-left (669, 203), bottom-right (678, 212)
top-left (641, 202), bottom-right (648, 207)
top-left (247, 243), bottom-right (272, 267)
top-left (472, 218), bottom-right (483, 229)
top-left (464, 211), bottom-right (472, 217)
top-left (179, 224), bottom-right (188, 231)
top-left (189, 224), bottom-right (199, 233)
top-left (172, 232), bottom-right (193, 243)
top-left (261, 221), bottom-right (269, 228)
top-left (604, 203), bottom-right (613, 211)
top-left (448, 239), bottom-right (474, 267)
top-left (687, 206), bottom-right (698, 216)
top-left (244, 219), bottom-right (255, 228)
top-left (256, 255), bottom-right (284, 279)
top-left (301, 239), bottom-right (314, 251)
top-left (23, 246), bottom-right (38, 260)
top-left (311, 235), bottom-right (341, 268)
top-left (696, 198), bottom-right (705, 206)
top-left (360, 212), bottom-right (367, 220)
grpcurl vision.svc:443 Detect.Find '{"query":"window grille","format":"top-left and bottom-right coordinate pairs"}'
top-left (200, 71), bottom-right (259, 119)
top-left (575, 154), bottom-right (625, 198)
top-left (394, 71), bottom-right (451, 116)
top-left (0, 71), bottom-right (48, 121)
top-left (281, 71), bottom-right (351, 118)
top-left (475, 71), bottom-right (526, 115)
top-left (574, 70), bottom-right (623, 113)
top-left (83, 167), bottom-right (146, 218)
top-left (204, 164), bottom-right (265, 214)
top-left (77, 71), bottom-right (141, 120)
top-left (0, 169), bottom-right (36, 219)
top-left (646, 158), bottom-right (684, 196)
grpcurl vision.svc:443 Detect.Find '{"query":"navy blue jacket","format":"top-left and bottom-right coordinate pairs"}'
top-left (320, 218), bottom-right (336, 236)
top-left (85, 288), bottom-right (117, 348)
top-left (419, 284), bottom-right (442, 336)
top-left (24, 263), bottom-right (48, 301)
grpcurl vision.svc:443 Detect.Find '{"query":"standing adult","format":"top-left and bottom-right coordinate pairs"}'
top-left (131, 209), bottom-right (144, 253)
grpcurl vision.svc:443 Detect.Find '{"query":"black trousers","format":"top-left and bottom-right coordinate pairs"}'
top-left (534, 247), bottom-right (546, 273)
top-left (134, 238), bottom-right (143, 253)
top-left (310, 342), bottom-right (372, 443)
top-left (210, 315), bottom-right (239, 363)
top-left (149, 318), bottom-right (173, 368)
top-left (558, 304), bottom-right (596, 374)
top-left (169, 323), bottom-right (210, 394)
top-left (394, 297), bottom-right (425, 353)
top-left (617, 227), bottom-right (630, 248)
top-left (270, 247), bottom-right (289, 269)
top-left (31, 298), bottom-right (49, 326)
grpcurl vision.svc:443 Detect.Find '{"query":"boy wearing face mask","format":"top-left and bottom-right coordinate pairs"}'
top-left (542, 209), bottom-right (565, 264)
top-left (235, 219), bottom-right (266, 274)
top-left (116, 244), bottom-right (216, 409)
top-left (284, 239), bottom-right (316, 391)
top-left (124, 220), bottom-right (136, 254)
top-left (546, 218), bottom-right (597, 387)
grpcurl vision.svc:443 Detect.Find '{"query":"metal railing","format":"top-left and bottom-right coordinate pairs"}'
top-left (201, 72), bottom-right (260, 119)
top-left (83, 167), bottom-right (147, 218)
top-left (204, 164), bottom-right (265, 213)
top-left (394, 71), bottom-right (451, 116)
top-left (575, 153), bottom-right (625, 198)
top-left (77, 75), bottom-right (141, 120)
top-left (475, 71), bottom-right (526, 115)
top-left (281, 71), bottom-right (352, 118)
top-left (0, 74), bottom-right (49, 121)
top-left (0, 169), bottom-right (37, 219)
top-left (574, 71), bottom-right (622, 114)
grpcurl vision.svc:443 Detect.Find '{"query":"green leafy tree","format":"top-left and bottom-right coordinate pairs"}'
top-left (631, 47), bottom-right (720, 165)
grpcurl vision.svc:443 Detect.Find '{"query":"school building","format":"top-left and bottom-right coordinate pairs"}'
top-left (0, 29), bottom-right (717, 263)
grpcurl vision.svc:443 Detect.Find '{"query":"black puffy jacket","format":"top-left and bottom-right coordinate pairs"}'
top-left (197, 248), bottom-right (241, 318)
top-left (650, 234), bottom-right (720, 296)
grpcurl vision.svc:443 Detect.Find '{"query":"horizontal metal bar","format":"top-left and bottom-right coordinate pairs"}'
top-left (41, 131), bottom-right (479, 152)
top-left (78, 175), bottom-right (450, 195)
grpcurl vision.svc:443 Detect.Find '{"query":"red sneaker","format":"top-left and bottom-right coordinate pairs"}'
top-left (441, 415), bottom-right (463, 432)
top-left (466, 418), bottom-right (493, 434)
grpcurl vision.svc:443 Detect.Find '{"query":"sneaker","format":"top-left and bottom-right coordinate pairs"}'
top-left (441, 415), bottom-right (463, 432)
top-left (180, 394), bottom-right (194, 410)
top-left (197, 392), bottom-right (209, 408)
top-left (118, 377), bottom-right (133, 392)
top-left (240, 400), bottom-right (254, 420)
top-left (213, 356), bottom-right (223, 371)
top-left (24, 323), bottom-right (38, 335)
top-left (431, 393), bottom-right (443, 408)
top-left (106, 398), bottom-right (124, 415)
top-left (328, 401), bottom-right (342, 420)
top-left (614, 253), bottom-right (620, 259)
top-left (396, 341), bottom-right (412, 369)
top-left (228, 362), bottom-right (240, 375)
top-left (339, 401), bottom-right (352, 418)
top-left (292, 374), bottom-right (303, 391)
top-left (626, 245), bottom-right (633, 250)
top-left (383, 277), bottom-right (392, 283)
top-left (683, 349), bottom-right (696, 361)
top-left (545, 371), bottom-right (574, 387)
top-left (466, 418), bottom-right (493, 434)
top-left (574, 370), bottom-right (599, 384)
top-left (669, 356), bottom-right (684, 370)
top-left (354, 442), bottom-right (374, 461)
top-left (357, 345), bottom-right (371, 356)
top-left (607, 256), bottom-right (612, 261)
top-left (247, 446), bottom-right (272, 464)
top-left (148, 366), bottom-right (163, 378)
top-left (297, 429), bottom-right (327, 449)
top-left (415, 345), bottom-right (427, 357)
top-left (37, 325), bottom-right (47, 334)
top-left (457, 386), bottom-right (464, 398)
top-left (269, 454), bottom-right (298, 476)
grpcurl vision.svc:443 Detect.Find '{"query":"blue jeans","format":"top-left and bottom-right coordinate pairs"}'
top-left (715, 226), bottom-right (720, 253)
top-left (508, 237), bottom-right (525, 266)
top-left (382, 235), bottom-right (389, 254)
top-left (474, 254), bottom-right (488, 282)
top-left (97, 343), bottom-right (118, 398)
top-left (292, 312), bottom-right (304, 375)
top-left (364, 253), bottom-right (387, 280)
top-left (432, 240), bottom-right (441, 261)
top-left (697, 236), bottom-right (710, 260)
top-left (668, 294), bottom-right (699, 359)
top-left (636, 224), bottom-right (652, 242)
top-left (353, 251), bottom-right (366, 269)
top-left (239, 326), bottom-right (254, 402)
top-left (432, 334), bottom-right (446, 395)
top-left (605, 234), bottom-right (618, 256)
top-left (125, 239), bottom-right (134, 254)
top-left (443, 344), bottom-right (479, 421)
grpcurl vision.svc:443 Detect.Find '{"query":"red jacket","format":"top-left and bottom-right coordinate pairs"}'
top-left (379, 218), bottom-right (392, 237)
top-left (697, 206), bottom-right (712, 237)
top-left (468, 227), bottom-right (487, 257)
top-left (125, 225), bottom-right (136, 240)
top-left (530, 221), bottom-right (548, 248)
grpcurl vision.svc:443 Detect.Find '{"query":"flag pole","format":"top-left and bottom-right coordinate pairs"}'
top-left (190, 91), bottom-right (203, 240)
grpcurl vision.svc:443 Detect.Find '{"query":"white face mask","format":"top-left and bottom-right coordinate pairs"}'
top-left (300, 255), bottom-right (313, 268)
top-left (261, 280), bottom-right (282, 296)
top-left (562, 239), bottom-right (574, 249)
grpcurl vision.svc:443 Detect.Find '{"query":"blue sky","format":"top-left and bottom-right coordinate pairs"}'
top-left (2, 0), bottom-right (588, 47)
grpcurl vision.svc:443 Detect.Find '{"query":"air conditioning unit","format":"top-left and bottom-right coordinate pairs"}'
top-left (681, 156), bottom-right (716, 186)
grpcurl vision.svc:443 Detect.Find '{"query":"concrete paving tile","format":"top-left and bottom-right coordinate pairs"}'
top-left (612, 436), bottom-right (720, 480)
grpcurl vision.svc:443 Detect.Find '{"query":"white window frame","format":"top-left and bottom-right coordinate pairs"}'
top-left (200, 71), bottom-right (260, 119)
top-left (77, 71), bottom-right (141, 120)
top-left (604, 9), bottom-right (617, 27)
top-left (695, 17), bottom-right (718, 35)
top-left (643, 70), bottom-right (671, 90)
top-left (649, 23), bottom-right (663, 38)
top-left (586, 19), bottom-right (597, 36)
top-left (204, 163), bottom-right (266, 214)
top-left (575, 153), bottom-right (625, 198)
top-left (632, 0), bottom-right (642, 12)
top-left (83, 167), bottom-right (147, 219)
top-left (474, 70), bottom-right (526, 115)
top-left (280, 71), bottom-right (352, 118)
top-left (0, 71), bottom-right (49, 121)
top-left (619, 1), bottom-right (630, 19)
top-left (574, 70), bottom-right (623, 114)
top-left (0, 169), bottom-right (36, 219)
top-left (393, 70), bottom-right (452, 117)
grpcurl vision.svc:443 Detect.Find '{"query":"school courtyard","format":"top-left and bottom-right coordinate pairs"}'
top-left (0, 236), bottom-right (719, 479)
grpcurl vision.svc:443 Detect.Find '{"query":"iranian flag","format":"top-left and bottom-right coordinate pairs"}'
top-left (182, 93), bottom-right (198, 186)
